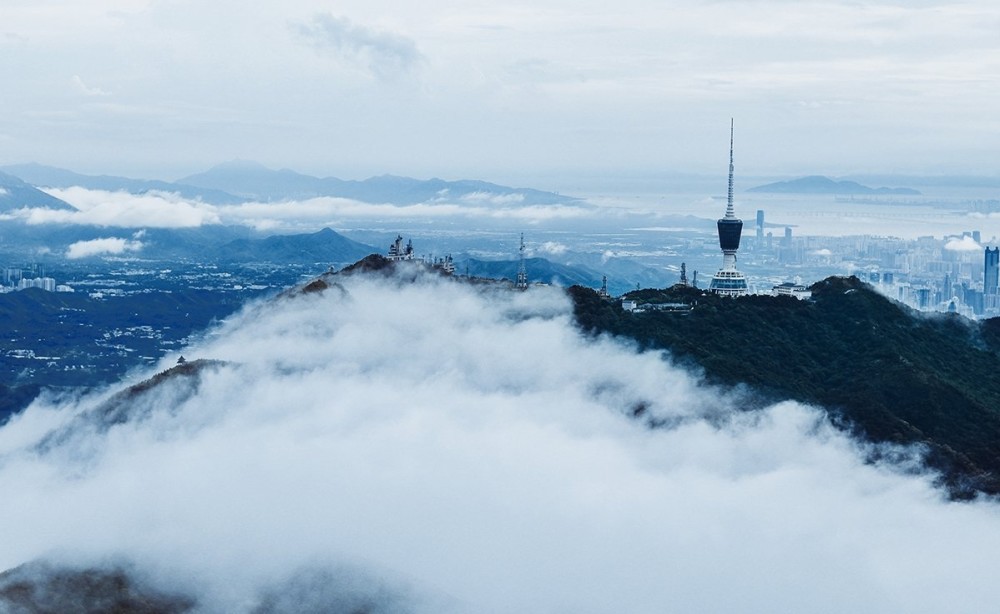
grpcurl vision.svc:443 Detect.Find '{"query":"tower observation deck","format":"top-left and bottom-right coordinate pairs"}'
top-left (708, 119), bottom-right (749, 297)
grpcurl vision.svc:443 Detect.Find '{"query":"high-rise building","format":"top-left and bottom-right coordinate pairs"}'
top-left (755, 210), bottom-right (764, 245)
top-left (985, 247), bottom-right (999, 295)
top-left (708, 119), bottom-right (748, 297)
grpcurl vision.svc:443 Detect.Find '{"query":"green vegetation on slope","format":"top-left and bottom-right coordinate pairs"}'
top-left (569, 276), bottom-right (1000, 499)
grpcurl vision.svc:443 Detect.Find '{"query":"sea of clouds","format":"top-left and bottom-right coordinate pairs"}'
top-left (1, 270), bottom-right (999, 612)
top-left (19, 188), bottom-right (594, 233)
top-left (18, 186), bottom-right (1000, 242)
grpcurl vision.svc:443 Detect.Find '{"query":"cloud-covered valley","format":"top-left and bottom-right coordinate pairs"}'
top-left (1, 270), bottom-right (998, 612)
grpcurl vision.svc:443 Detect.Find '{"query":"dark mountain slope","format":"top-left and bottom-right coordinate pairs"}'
top-left (0, 562), bottom-right (195, 613)
top-left (0, 288), bottom-right (255, 422)
top-left (215, 227), bottom-right (376, 264)
top-left (570, 276), bottom-right (1000, 499)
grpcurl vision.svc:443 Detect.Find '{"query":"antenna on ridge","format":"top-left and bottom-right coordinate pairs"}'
top-left (516, 233), bottom-right (528, 290)
top-left (726, 118), bottom-right (735, 219)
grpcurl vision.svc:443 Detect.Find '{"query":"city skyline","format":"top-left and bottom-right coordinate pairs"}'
top-left (2, 1), bottom-right (999, 184)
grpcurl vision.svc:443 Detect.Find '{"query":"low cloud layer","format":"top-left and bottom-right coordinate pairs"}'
top-left (943, 235), bottom-right (982, 252)
top-left (66, 236), bottom-right (144, 259)
top-left (2, 187), bottom-right (597, 232)
top-left (1, 272), bottom-right (999, 612)
top-left (219, 196), bottom-right (593, 231)
top-left (30, 187), bottom-right (221, 228)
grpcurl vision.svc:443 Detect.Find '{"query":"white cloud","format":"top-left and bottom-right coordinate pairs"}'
top-left (0, 186), bottom-right (596, 232)
top-left (294, 13), bottom-right (423, 79)
top-left (944, 235), bottom-right (982, 251)
top-left (458, 191), bottom-right (525, 205)
top-left (538, 240), bottom-right (568, 255)
top-left (216, 196), bottom-right (595, 231)
top-left (0, 272), bottom-right (998, 612)
top-left (71, 75), bottom-right (112, 97)
top-left (29, 188), bottom-right (221, 228)
top-left (66, 236), bottom-right (143, 258)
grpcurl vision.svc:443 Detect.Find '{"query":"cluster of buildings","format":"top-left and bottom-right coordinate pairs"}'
top-left (2, 266), bottom-right (71, 294)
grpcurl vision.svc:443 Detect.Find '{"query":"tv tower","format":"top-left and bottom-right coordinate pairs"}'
top-left (708, 119), bottom-right (749, 297)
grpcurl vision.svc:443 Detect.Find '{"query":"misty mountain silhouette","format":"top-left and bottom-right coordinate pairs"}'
top-left (748, 175), bottom-right (921, 195)
top-left (0, 560), bottom-right (407, 613)
top-left (215, 227), bottom-right (376, 264)
top-left (2, 161), bottom-right (580, 206)
top-left (1, 162), bottom-right (246, 205)
top-left (0, 170), bottom-right (77, 212)
top-left (0, 561), bottom-right (195, 613)
top-left (179, 160), bottom-right (581, 205)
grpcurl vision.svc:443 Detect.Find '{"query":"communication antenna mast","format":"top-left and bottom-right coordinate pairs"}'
top-left (680, 262), bottom-right (688, 286)
top-left (515, 233), bottom-right (528, 290)
top-left (726, 117), bottom-right (736, 220)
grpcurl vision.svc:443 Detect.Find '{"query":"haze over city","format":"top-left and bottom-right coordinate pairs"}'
top-left (3, 0), bottom-right (999, 184)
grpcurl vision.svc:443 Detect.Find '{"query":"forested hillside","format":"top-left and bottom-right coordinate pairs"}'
top-left (570, 276), bottom-right (1000, 499)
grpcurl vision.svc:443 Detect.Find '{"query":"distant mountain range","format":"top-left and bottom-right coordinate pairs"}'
top-left (748, 175), bottom-right (921, 195)
top-left (0, 222), bottom-right (378, 266)
top-left (0, 161), bottom-right (579, 206)
top-left (177, 160), bottom-right (580, 205)
top-left (1, 163), bottom-right (245, 204)
top-left (0, 171), bottom-right (76, 212)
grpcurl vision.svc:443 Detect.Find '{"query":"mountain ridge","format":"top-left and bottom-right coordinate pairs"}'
top-left (1, 163), bottom-right (246, 205)
top-left (0, 170), bottom-right (78, 212)
top-left (178, 160), bottom-right (582, 205)
top-left (570, 276), bottom-right (1000, 499)
top-left (748, 175), bottom-right (921, 195)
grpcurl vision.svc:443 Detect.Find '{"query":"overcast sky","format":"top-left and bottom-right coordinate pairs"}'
top-left (2, 0), bottom-right (998, 184)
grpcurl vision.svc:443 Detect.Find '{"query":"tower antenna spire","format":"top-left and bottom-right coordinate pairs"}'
top-left (726, 118), bottom-right (735, 219)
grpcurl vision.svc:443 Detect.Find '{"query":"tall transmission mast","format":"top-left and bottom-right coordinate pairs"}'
top-left (708, 118), bottom-right (748, 297)
top-left (726, 117), bottom-right (736, 219)
top-left (516, 233), bottom-right (528, 290)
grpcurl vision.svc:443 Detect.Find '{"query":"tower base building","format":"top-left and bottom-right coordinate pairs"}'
top-left (709, 266), bottom-right (748, 297)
